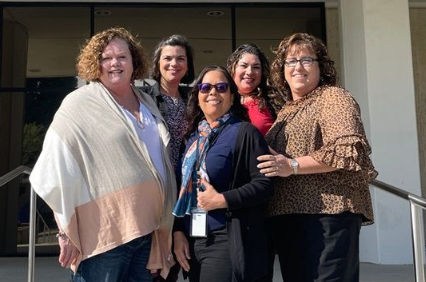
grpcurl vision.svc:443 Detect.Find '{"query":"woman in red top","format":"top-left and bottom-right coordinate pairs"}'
top-left (227, 43), bottom-right (283, 136)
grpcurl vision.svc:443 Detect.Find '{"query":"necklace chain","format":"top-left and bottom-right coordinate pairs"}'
top-left (121, 103), bottom-right (144, 129)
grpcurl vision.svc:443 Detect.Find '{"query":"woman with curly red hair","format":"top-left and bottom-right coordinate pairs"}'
top-left (30, 27), bottom-right (176, 282)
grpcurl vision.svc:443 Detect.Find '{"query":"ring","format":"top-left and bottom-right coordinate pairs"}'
top-left (275, 166), bottom-right (279, 171)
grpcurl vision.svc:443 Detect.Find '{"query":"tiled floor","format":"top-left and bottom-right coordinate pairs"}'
top-left (0, 256), bottom-right (416, 282)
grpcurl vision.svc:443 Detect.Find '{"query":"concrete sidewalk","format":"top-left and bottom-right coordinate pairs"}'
top-left (0, 256), bottom-right (415, 282)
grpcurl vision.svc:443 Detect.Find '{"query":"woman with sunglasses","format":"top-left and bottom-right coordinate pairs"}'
top-left (227, 43), bottom-right (283, 136)
top-left (172, 65), bottom-right (273, 282)
top-left (257, 33), bottom-right (377, 282)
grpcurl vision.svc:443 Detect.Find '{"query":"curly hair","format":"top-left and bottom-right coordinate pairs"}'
top-left (77, 27), bottom-right (148, 81)
top-left (271, 33), bottom-right (338, 101)
top-left (185, 65), bottom-right (249, 139)
top-left (151, 34), bottom-right (195, 84)
top-left (227, 43), bottom-right (283, 115)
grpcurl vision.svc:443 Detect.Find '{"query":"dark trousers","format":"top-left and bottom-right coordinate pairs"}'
top-left (152, 262), bottom-right (181, 282)
top-left (266, 212), bottom-right (362, 282)
top-left (188, 229), bottom-right (233, 282)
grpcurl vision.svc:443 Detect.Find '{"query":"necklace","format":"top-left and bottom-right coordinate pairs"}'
top-left (135, 109), bottom-right (144, 129)
top-left (121, 103), bottom-right (144, 129)
top-left (241, 95), bottom-right (250, 104)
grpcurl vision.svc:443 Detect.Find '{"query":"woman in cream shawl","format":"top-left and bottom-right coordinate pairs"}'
top-left (30, 27), bottom-right (176, 282)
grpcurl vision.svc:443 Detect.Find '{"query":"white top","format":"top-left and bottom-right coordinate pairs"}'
top-left (123, 102), bottom-right (166, 183)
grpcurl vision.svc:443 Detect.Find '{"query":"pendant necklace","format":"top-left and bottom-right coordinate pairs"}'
top-left (121, 103), bottom-right (144, 129)
top-left (135, 106), bottom-right (144, 129)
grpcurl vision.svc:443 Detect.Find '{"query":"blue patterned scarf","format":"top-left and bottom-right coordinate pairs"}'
top-left (172, 113), bottom-right (231, 217)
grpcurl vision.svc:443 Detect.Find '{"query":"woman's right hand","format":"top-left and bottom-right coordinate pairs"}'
top-left (57, 233), bottom-right (79, 268)
top-left (173, 231), bottom-right (191, 272)
top-left (257, 153), bottom-right (292, 177)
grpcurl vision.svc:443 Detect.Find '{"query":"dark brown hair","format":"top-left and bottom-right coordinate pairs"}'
top-left (227, 43), bottom-right (283, 115)
top-left (151, 34), bottom-right (195, 84)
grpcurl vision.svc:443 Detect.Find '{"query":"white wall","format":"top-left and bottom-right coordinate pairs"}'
top-left (339, 0), bottom-right (422, 264)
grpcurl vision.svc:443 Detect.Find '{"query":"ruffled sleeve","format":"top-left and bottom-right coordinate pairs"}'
top-left (309, 87), bottom-right (378, 181)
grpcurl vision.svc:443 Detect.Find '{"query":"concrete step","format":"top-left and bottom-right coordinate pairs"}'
top-left (0, 256), bottom-right (416, 282)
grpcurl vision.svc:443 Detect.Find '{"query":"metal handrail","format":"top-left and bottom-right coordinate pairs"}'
top-left (0, 165), bottom-right (32, 187)
top-left (372, 179), bottom-right (426, 207)
top-left (0, 165), bottom-right (34, 282)
top-left (36, 209), bottom-right (53, 243)
top-left (371, 179), bottom-right (426, 282)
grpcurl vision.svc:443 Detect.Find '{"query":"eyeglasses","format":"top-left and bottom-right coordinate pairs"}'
top-left (284, 57), bottom-right (318, 67)
top-left (198, 83), bottom-right (229, 94)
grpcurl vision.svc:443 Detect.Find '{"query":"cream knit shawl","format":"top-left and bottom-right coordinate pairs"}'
top-left (30, 81), bottom-right (176, 277)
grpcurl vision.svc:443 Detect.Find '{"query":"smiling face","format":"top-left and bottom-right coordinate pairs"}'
top-left (198, 70), bottom-right (234, 124)
top-left (284, 46), bottom-right (320, 100)
top-left (99, 38), bottom-right (133, 93)
top-left (159, 45), bottom-right (188, 85)
top-left (233, 53), bottom-right (262, 95)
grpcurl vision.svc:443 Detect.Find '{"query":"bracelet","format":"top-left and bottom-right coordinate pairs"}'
top-left (56, 231), bottom-right (67, 240)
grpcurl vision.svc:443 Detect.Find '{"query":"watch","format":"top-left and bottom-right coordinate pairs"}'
top-left (290, 158), bottom-right (299, 175)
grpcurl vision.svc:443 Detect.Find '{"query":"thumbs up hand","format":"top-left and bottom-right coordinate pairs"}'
top-left (197, 177), bottom-right (228, 211)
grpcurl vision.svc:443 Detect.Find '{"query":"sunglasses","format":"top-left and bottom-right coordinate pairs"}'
top-left (197, 83), bottom-right (229, 94)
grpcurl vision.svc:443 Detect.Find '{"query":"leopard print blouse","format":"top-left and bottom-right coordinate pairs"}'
top-left (265, 86), bottom-right (377, 224)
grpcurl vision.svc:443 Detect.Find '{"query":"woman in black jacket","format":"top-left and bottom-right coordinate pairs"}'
top-left (172, 65), bottom-right (273, 282)
top-left (143, 34), bottom-right (195, 168)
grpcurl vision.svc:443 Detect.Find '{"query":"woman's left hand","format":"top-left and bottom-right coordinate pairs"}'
top-left (173, 231), bottom-right (191, 272)
top-left (257, 154), bottom-right (292, 177)
top-left (197, 178), bottom-right (228, 211)
top-left (57, 234), bottom-right (79, 268)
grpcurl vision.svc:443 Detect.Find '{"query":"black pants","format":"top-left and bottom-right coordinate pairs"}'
top-left (266, 212), bottom-right (362, 282)
top-left (187, 229), bottom-right (233, 282)
top-left (152, 262), bottom-right (181, 282)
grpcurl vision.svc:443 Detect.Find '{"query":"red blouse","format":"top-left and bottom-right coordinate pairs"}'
top-left (243, 99), bottom-right (275, 136)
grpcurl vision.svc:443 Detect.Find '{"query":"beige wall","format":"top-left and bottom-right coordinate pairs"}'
top-left (410, 8), bottom-right (426, 198)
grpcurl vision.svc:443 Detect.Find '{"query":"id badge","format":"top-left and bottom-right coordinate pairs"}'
top-left (190, 207), bottom-right (207, 237)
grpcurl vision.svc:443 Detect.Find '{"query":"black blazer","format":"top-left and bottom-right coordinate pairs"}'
top-left (139, 81), bottom-right (190, 117)
top-left (174, 121), bottom-right (274, 282)
top-left (224, 122), bottom-right (273, 282)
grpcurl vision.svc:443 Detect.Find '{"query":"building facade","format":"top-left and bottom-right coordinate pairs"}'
top-left (0, 0), bottom-right (424, 264)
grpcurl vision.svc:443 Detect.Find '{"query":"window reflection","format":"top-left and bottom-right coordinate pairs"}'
top-left (235, 5), bottom-right (324, 64)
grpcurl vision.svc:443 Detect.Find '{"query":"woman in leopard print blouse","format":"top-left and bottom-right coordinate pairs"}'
top-left (257, 33), bottom-right (377, 282)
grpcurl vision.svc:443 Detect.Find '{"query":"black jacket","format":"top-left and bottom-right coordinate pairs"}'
top-left (139, 81), bottom-right (190, 117)
top-left (175, 120), bottom-right (273, 282)
top-left (224, 121), bottom-right (273, 282)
